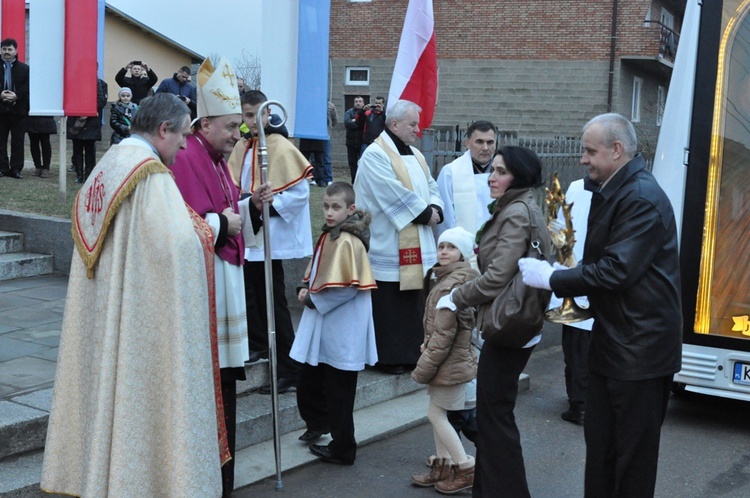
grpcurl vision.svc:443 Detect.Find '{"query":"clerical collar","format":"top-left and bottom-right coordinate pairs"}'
top-left (385, 128), bottom-right (413, 155)
top-left (472, 159), bottom-right (490, 174)
top-left (192, 130), bottom-right (224, 163)
top-left (129, 134), bottom-right (161, 160)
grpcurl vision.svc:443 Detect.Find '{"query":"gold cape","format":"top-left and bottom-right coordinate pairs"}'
top-left (227, 134), bottom-right (312, 193)
top-left (304, 231), bottom-right (377, 293)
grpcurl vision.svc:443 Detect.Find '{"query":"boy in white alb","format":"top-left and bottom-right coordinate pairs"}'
top-left (291, 182), bottom-right (378, 466)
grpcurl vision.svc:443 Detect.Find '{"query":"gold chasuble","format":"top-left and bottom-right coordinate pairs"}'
top-left (374, 135), bottom-right (431, 290)
top-left (304, 231), bottom-right (377, 293)
top-left (227, 134), bottom-right (312, 193)
top-left (42, 143), bottom-right (227, 498)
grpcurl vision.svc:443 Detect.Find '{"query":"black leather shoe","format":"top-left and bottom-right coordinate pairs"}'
top-left (246, 350), bottom-right (268, 363)
top-left (376, 364), bottom-right (408, 375)
top-left (258, 377), bottom-right (297, 395)
top-left (9, 172), bottom-right (22, 179)
top-left (298, 429), bottom-right (328, 442)
top-left (0, 172), bottom-right (5, 177)
top-left (561, 405), bottom-right (585, 425)
top-left (309, 444), bottom-right (354, 465)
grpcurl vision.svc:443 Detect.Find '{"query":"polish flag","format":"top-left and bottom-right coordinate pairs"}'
top-left (28, 0), bottom-right (101, 117)
top-left (387, 0), bottom-right (438, 132)
top-left (1, 0), bottom-right (26, 62)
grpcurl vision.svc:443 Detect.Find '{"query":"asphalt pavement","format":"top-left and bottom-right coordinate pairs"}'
top-left (237, 345), bottom-right (750, 498)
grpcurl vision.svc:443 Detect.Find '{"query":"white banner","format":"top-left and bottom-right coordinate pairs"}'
top-left (28, 0), bottom-right (65, 116)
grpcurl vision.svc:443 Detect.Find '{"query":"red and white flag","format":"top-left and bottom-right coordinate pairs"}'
top-left (387, 0), bottom-right (438, 132)
top-left (1, 0), bottom-right (26, 62)
top-left (28, 0), bottom-right (100, 117)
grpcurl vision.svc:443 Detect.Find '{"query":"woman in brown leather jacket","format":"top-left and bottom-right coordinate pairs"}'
top-left (442, 146), bottom-right (548, 498)
top-left (410, 227), bottom-right (479, 494)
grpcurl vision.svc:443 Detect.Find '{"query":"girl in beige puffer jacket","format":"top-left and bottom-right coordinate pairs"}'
top-left (410, 227), bottom-right (479, 494)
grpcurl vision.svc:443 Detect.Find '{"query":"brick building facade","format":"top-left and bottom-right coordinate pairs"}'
top-left (329, 0), bottom-right (684, 156)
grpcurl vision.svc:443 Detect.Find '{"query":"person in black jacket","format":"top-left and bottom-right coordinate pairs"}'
top-left (519, 112), bottom-right (682, 498)
top-left (110, 88), bottom-right (138, 145)
top-left (343, 96), bottom-right (365, 182)
top-left (68, 78), bottom-right (108, 183)
top-left (0, 38), bottom-right (29, 179)
top-left (114, 61), bottom-right (157, 104)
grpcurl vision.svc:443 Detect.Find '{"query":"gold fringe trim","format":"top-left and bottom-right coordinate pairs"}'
top-left (72, 160), bottom-right (170, 279)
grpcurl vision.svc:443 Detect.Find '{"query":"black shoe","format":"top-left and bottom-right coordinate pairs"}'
top-left (0, 171), bottom-right (5, 177)
top-left (9, 172), bottom-right (22, 179)
top-left (561, 404), bottom-right (585, 425)
top-left (309, 444), bottom-right (354, 465)
top-left (75, 176), bottom-right (84, 184)
top-left (376, 364), bottom-right (409, 375)
top-left (247, 350), bottom-right (268, 363)
top-left (299, 429), bottom-right (328, 442)
top-left (258, 377), bottom-right (297, 395)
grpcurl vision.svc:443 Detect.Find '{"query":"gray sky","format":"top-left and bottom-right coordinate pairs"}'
top-left (108, 0), bottom-right (261, 66)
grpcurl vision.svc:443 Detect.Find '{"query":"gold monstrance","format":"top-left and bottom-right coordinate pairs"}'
top-left (545, 172), bottom-right (593, 323)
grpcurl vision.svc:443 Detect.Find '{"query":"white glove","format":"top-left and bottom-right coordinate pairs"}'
top-left (518, 258), bottom-right (554, 290)
top-left (553, 262), bottom-right (571, 271)
top-left (436, 289), bottom-right (457, 311)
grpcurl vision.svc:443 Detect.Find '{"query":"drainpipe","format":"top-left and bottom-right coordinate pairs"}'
top-left (607, 0), bottom-right (619, 112)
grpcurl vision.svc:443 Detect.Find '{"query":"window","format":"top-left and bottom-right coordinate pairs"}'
top-left (657, 85), bottom-right (666, 126)
top-left (349, 0), bottom-right (372, 3)
top-left (346, 67), bottom-right (370, 86)
top-left (632, 77), bottom-right (643, 123)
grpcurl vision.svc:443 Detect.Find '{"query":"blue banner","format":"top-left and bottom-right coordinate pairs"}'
top-left (293, 0), bottom-right (330, 140)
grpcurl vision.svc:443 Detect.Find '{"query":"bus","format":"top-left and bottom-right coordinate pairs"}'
top-left (653, 0), bottom-right (750, 401)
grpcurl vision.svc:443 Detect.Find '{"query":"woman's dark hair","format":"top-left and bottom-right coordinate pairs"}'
top-left (495, 145), bottom-right (544, 190)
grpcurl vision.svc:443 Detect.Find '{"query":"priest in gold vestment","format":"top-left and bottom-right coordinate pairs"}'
top-left (41, 94), bottom-right (228, 498)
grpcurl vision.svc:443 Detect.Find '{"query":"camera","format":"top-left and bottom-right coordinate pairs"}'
top-left (131, 60), bottom-right (142, 66)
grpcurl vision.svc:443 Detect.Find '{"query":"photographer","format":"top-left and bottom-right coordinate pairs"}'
top-left (114, 60), bottom-right (158, 105)
top-left (155, 65), bottom-right (197, 119)
top-left (361, 96), bottom-right (386, 155)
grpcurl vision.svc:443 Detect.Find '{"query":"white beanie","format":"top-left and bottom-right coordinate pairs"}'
top-left (438, 227), bottom-right (475, 260)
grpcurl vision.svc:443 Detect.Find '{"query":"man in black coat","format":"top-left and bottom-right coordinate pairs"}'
top-left (343, 95), bottom-right (364, 182)
top-left (0, 38), bottom-right (29, 179)
top-left (519, 113), bottom-right (682, 498)
top-left (114, 61), bottom-right (158, 104)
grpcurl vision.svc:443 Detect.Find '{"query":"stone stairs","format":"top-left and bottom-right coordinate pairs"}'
top-left (0, 358), bottom-right (426, 497)
top-left (0, 231), bottom-right (53, 281)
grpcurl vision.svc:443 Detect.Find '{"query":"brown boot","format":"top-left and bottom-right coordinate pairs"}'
top-left (435, 460), bottom-right (474, 495)
top-left (411, 457), bottom-right (450, 487)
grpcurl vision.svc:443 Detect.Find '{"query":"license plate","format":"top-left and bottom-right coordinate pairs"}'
top-left (732, 362), bottom-right (750, 386)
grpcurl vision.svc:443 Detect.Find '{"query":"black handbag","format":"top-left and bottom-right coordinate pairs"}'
top-left (480, 200), bottom-right (553, 348)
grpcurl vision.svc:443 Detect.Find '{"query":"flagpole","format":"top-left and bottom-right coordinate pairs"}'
top-left (59, 117), bottom-right (67, 203)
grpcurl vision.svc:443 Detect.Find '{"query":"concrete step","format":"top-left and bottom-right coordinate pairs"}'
top-left (0, 362), bottom-right (426, 497)
top-left (0, 253), bottom-right (54, 281)
top-left (0, 230), bottom-right (23, 255)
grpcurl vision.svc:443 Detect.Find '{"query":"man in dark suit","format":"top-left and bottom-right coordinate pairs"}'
top-left (520, 113), bottom-right (682, 497)
top-left (0, 38), bottom-right (29, 179)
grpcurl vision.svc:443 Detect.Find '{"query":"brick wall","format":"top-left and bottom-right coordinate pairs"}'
top-left (331, 0), bottom-right (664, 61)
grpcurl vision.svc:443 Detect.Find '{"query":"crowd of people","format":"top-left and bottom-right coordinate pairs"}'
top-left (33, 46), bottom-right (682, 498)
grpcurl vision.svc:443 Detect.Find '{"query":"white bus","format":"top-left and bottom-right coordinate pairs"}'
top-left (654, 0), bottom-right (750, 401)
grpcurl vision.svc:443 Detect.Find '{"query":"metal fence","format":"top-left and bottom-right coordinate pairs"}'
top-left (421, 127), bottom-right (588, 193)
top-left (421, 127), bottom-right (652, 196)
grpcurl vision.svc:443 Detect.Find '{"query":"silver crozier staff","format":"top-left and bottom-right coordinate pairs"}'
top-left (256, 100), bottom-right (286, 490)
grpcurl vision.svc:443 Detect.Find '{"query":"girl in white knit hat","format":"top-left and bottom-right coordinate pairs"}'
top-left (410, 227), bottom-right (479, 494)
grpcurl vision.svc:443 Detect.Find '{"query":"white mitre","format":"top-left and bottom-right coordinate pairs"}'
top-left (194, 55), bottom-right (242, 121)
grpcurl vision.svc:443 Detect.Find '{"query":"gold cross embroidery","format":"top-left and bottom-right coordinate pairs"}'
top-left (222, 63), bottom-right (236, 87)
top-left (402, 249), bottom-right (420, 264)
